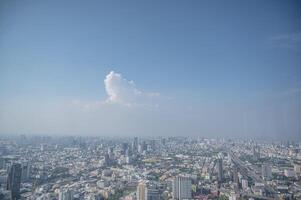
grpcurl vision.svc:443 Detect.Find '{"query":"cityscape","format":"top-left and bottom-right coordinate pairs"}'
top-left (0, 136), bottom-right (301, 199)
top-left (1, 0), bottom-right (301, 200)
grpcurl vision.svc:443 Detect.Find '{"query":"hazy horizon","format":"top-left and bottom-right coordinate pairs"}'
top-left (1, 0), bottom-right (301, 139)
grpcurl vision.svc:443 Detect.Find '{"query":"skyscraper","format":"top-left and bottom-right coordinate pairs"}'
top-left (133, 137), bottom-right (138, 153)
top-left (217, 159), bottom-right (223, 183)
top-left (7, 163), bottom-right (22, 200)
top-left (172, 176), bottom-right (192, 200)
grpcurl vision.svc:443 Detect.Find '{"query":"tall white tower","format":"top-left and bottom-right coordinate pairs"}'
top-left (172, 176), bottom-right (192, 200)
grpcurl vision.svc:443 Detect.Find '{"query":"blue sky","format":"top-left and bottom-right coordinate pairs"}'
top-left (0, 0), bottom-right (301, 139)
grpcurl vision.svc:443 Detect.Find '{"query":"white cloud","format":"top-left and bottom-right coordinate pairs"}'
top-left (71, 71), bottom-right (160, 110)
top-left (104, 71), bottom-right (159, 106)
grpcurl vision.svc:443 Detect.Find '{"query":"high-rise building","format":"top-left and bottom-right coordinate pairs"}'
top-left (7, 163), bottom-right (22, 200)
top-left (217, 159), bottom-right (223, 183)
top-left (261, 165), bottom-right (272, 180)
top-left (137, 181), bottom-right (146, 200)
top-left (133, 137), bottom-right (138, 153)
top-left (172, 176), bottom-right (192, 200)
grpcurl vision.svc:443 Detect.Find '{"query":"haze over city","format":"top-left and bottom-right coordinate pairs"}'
top-left (1, 1), bottom-right (301, 200)
top-left (1, 0), bottom-right (301, 139)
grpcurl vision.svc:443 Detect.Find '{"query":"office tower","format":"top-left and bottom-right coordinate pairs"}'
top-left (137, 181), bottom-right (146, 200)
top-left (261, 165), bottom-right (272, 180)
top-left (59, 188), bottom-right (74, 200)
top-left (7, 163), bottom-right (22, 200)
top-left (217, 159), bottom-right (223, 183)
top-left (172, 176), bottom-right (192, 200)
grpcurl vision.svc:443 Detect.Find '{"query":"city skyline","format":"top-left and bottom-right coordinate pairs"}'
top-left (0, 135), bottom-right (301, 199)
top-left (1, 0), bottom-right (301, 139)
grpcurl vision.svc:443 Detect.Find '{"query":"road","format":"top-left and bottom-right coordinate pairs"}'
top-left (228, 150), bottom-right (278, 200)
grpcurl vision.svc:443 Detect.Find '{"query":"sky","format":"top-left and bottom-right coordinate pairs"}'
top-left (0, 0), bottom-right (301, 139)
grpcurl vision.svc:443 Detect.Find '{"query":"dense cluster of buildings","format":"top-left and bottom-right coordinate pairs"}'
top-left (0, 135), bottom-right (301, 200)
